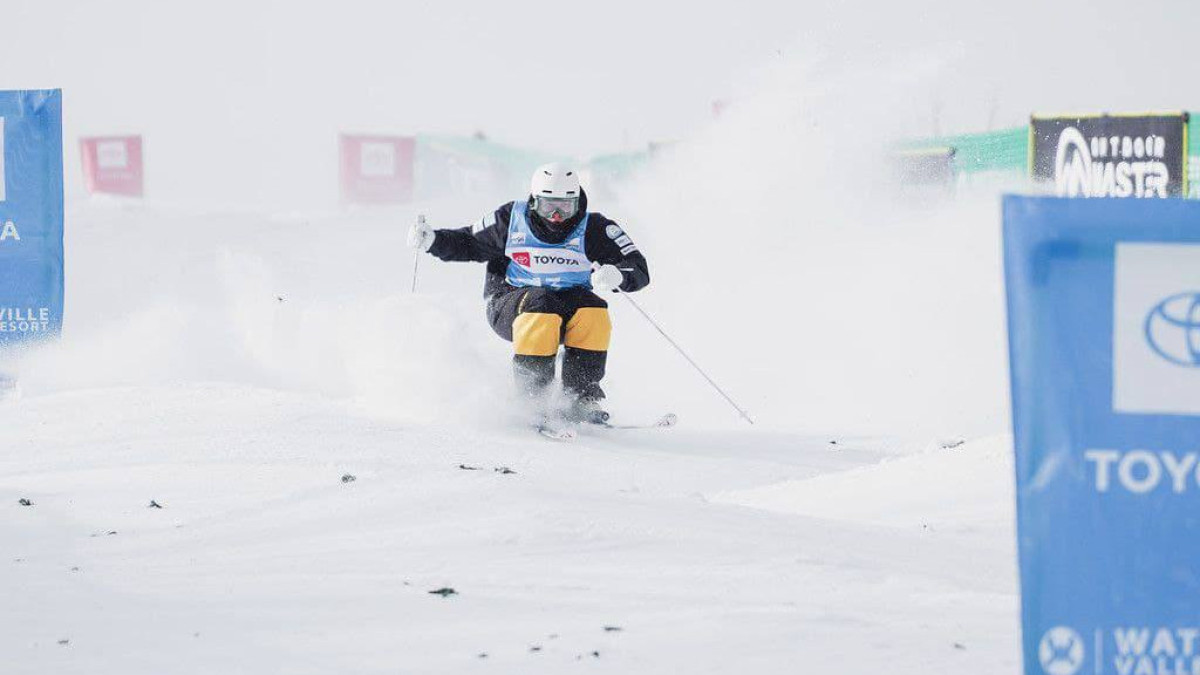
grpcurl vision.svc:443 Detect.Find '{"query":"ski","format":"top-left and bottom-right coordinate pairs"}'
top-left (590, 413), bottom-right (678, 431)
top-left (533, 417), bottom-right (577, 442)
top-left (533, 413), bottom-right (676, 440)
top-left (537, 424), bottom-right (577, 441)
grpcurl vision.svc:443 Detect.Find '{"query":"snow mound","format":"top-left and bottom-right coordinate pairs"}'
top-left (716, 435), bottom-right (1014, 533)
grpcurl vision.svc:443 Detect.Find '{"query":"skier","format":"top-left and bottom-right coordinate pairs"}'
top-left (407, 162), bottom-right (650, 424)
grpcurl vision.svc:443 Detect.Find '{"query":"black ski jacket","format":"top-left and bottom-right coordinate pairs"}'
top-left (428, 190), bottom-right (651, 298)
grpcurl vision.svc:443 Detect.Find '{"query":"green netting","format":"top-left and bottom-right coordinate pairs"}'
top-left (1189, 112), bottom-right (1200, 157)
top-left (410, 134), bottom-right (564, 198)
top-left (416, 134), bottom-right (561, 173)
top-left (587, 150), bottom-right (650, 181)
top-left (421, 119), bottom-right (1200, 196)
top-left (901, 126), bottom-right (1028, 174)
top-left (1188, 112), bottom-right (1199, 198)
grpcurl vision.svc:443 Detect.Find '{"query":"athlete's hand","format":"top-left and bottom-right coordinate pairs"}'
top-left (407, 215), bottom-right (434, 252)
top-left (590, 263), bottom-right (624, 293)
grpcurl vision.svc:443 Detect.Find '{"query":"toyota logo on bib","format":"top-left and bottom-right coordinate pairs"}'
top-left (511, 251), bottom-right (531, 267)
top-left (1145, 292), bottom-right (1200, 367)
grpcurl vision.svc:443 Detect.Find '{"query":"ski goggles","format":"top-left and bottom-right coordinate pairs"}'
top-left (534, 196), bottom-right (578, 220)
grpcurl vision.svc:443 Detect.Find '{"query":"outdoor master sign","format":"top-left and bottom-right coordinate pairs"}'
top-left (1031, 113), bottom-right (1189, 198)
top-left (0, 90), bottom-right (64, 345)
top-left (1004, 196), bottom-right (1200, 675)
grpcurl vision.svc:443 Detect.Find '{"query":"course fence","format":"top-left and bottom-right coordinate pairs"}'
top-left (906, 112), bottom-right (1200, 197)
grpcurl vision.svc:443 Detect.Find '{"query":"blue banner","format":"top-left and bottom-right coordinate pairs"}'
top-left (1004, 196), bottom-right (1200, 675)
top-left (0, 90), bottom-right (63, 346)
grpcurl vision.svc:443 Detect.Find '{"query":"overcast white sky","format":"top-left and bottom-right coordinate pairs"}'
top-left (8, 0), bottom-right (819, 156)
top-left (5, 0), bottom-right (1197, 203)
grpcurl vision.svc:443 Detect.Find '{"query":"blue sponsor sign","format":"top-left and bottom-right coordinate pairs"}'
top-left (1004, 196), bottom-right (1200, 675)
top-left (0, 90), bottom-right (64, 346)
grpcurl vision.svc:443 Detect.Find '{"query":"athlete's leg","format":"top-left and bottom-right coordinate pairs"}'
top-left (487, 287), bottom-right (565, 397)
top-left (559, 288), bottom-right (611, 401)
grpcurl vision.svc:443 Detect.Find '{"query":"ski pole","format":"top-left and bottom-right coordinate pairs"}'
top-left (616, 290), bottom-right (754, 425)
top-left (411, 214), bottom-right (425, 293)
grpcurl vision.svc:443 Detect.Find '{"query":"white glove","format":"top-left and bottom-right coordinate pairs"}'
top-left (590, 263), bottom-right (624, 293)
top-left (407, 216), bottom-right (434, 252)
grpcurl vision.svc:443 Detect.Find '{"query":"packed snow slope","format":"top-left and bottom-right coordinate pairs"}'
top-left (2, 382), bottom-right (1018, 675)
top-left (0, 194), bottom-right (1020, 674)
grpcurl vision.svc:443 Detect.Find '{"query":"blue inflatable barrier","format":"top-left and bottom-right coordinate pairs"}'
top-left (1004, 196), bottom-right (1200, 675)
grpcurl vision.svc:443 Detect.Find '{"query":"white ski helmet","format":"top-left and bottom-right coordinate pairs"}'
top-left (530, 162), bottom-right (581, 199)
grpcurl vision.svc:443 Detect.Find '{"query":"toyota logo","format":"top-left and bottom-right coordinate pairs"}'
top-left (1145, 292), bottom-right (1200, 367)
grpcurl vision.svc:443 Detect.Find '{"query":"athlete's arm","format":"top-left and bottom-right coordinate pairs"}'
top-left (428, 203), bottom-right (513, 263)
top-left (585, 214), bottom-right (650, 293)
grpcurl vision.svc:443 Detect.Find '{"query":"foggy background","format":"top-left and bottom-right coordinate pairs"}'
top-left (6, 0), bottom-right (1196, 208)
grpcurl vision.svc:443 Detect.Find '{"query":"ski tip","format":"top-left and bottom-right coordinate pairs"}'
top-left (538, 425), bottom-right (577, 442)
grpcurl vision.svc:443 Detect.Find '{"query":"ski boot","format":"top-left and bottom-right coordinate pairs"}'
top-left (565, 395), bottom-right (611, 426)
